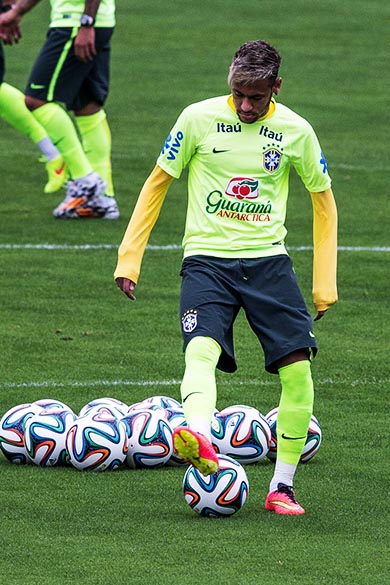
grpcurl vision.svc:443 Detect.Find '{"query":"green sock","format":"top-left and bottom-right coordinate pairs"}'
top-left (75, 110), bottom-right (114, 196)
top-left (276, 360), bottom-right (314, 466)
top-left (32, 102), bottom-right (93, 179)
top-left (180, 336), bottom-right (221, 439)
top-left (0, 82), bottom-right (47, 143)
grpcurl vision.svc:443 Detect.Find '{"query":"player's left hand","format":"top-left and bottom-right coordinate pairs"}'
top-left (313, 310), bottom-right (327, 321)
top-left (74, 27), bottom-right (96, 63)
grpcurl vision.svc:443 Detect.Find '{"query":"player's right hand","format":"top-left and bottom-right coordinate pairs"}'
top-left (115, 277), bottom-right (136, 301)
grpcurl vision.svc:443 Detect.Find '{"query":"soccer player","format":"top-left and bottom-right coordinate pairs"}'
top-left (0, 0), bottom-right (67, 193)
top-left (114, 40), bottom-right (338, 515)
top-left (0, 0), bottom-right (119, 219)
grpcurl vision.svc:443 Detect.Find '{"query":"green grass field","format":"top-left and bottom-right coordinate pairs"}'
top-left (0, 1), bottom-right (389, 584)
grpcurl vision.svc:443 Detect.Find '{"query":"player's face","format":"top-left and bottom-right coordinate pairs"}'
top-left (231, 78), bottom-right (282, 124)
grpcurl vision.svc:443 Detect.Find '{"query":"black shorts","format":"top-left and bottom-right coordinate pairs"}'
top-left (25, 27), bottom-right (113, 110)
top-left (0, 43), bottom-right (4, 84)
top-left (179, 255), bottom-right (317, 374)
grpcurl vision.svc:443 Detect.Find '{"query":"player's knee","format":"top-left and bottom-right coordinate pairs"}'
top-left (25, 95), bottom-right (47, 111)
top-left (185, 336), bottom-right (221, 367)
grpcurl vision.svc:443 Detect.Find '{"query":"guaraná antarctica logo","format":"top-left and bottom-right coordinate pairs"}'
top-left (225, 177), bottom-right (259, 200)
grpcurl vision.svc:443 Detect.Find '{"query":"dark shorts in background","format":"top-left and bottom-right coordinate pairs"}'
top-left (179, 255), bottom-right (317, 374)
top-left (25, 27), bottom-right (113, 110)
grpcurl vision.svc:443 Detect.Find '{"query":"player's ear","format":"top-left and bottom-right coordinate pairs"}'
top-left (273, 77), bottom-right (282, 95)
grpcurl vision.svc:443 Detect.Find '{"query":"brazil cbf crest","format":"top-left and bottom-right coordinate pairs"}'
top-left (182, 310), bottom-right (198, 333)
top-left (263, 148), bottom-right (282, 173)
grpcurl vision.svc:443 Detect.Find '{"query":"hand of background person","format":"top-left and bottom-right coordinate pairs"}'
top-left (116, 277), bottom-right (137, 301)
top-left (74, 26), bottom-right (96, 63)
top-left (0, 8), bottom-right (22, 43)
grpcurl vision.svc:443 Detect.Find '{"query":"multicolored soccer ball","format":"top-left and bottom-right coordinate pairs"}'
top-left (66, 410), bottom-right (128, 471)
top-left (183, 454), bottom-right (249, 517)
top-left (265, 407), bottom-right (322, 462)
top-left (122, 409), bottom-right (173, 469)
top-left (24, 408), bottom-right (77, 466)
top-left (79, 397), bottom-right (128, 417)
top-left (0, 402), bottom-right (42, 464)
top-left (33, 398), bottom-right (74, 412)
top-left (211, 404), bottom-right (271, 464)
top-left (129, 395), bottom-right (181, 411)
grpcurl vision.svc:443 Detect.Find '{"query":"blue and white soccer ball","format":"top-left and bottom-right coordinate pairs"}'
top-left (165, 406), bottom-right (187, 466)
top-left (79, 397), bottom-right (128, 417)
top-left (129, 395), bottom-right (181, 412)
top-left (24, 408), bottom-right (77, 466)
top-left (122, 409), bottom-right (173, 469)
top-left (33, 398), bottom-right (73, 412)
top-left (211, 404), bottom-right (271, 464)
top-left (0, 402), bottom-right (42, 464)
top-left (183, 454), bottom-right (249, 517)
top-left (265, 407), bottom-right (322, 462)
top-left (66, 409), bottom-right (128, 471)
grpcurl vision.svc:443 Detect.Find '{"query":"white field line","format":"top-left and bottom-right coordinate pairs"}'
top-left (0, 244), bottom-right (389, 252)
top-left (0, 376), bottom-right (385, 391)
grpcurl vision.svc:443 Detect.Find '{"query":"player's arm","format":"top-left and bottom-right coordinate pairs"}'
top-left (115, 165), bottom-right (175, 300)
top-left (310, 187), bottom-right (338, 320)
top-left (74, 1), bottom-right (103, 63)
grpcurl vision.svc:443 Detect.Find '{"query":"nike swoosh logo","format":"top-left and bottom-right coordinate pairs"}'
top-left (55, 162), bottom-right (66, 175)
top-left (212, 147), bottom-right (230, 153)
top-left (182, 391), bottom-right (202, 403)
top-left (281, 433), bottom-right (307, 440)
top-left (30, 83), bottom-right (45, 90)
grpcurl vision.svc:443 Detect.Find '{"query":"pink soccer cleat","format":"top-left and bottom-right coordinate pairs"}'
top-left (265, 483), bottom-right (305, 515)
top-left (173, 426), bottom-right (218, 476)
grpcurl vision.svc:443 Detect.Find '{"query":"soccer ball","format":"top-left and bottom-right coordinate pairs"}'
top-left (33, 398), bottom-right (73, 412)
top-left (0, 402), bottom-right (42, 464)
top-left (129, 395), bottom-right (181, 411)
top-left (79, 397), bottom-right (128, 417)
top-left (66, 410), bottom-right (128, 471)
top-left (211, 404), bottom-right (271, 464)
top-left (79, 403), bottom-right (126, 420)
top-left (183, 454), bottom-right (249, 517)
top-left (165, 407), bottom-right (187, 466)
top-left (265, 407), bottom-right (322, 462)
top-left (122, 409), bottom-right (173, 469)
top-left (24, 408), bottom-right (77, 466)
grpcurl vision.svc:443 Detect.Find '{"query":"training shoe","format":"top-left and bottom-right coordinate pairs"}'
top-left (43, 155), bottom-right (68, 193)
top-left (53, 173), bottom-right (118, 219)
top-left (173, 427), bottom-right (218, 476)
top-left (265, 483), bottom-right (305, 515)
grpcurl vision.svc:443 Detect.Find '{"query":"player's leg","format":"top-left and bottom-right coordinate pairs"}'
top-left (172, 257), bottom-right (240, 475)
top-left (0, 82), bottom-right (67, 192)
top-left (173, 336), bottom-right (221, 475)
top-left (241, 255), bottom-right (316, 514)
top-left (265, 354), bottom-right (313, 515)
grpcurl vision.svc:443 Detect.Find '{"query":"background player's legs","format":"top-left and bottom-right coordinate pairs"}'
top-left (0, 83), bottom-right (67, 192)
top-left (27, 99), bottom-right (94, 180)
top-left (75, 109), bottom-right (114, 197)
